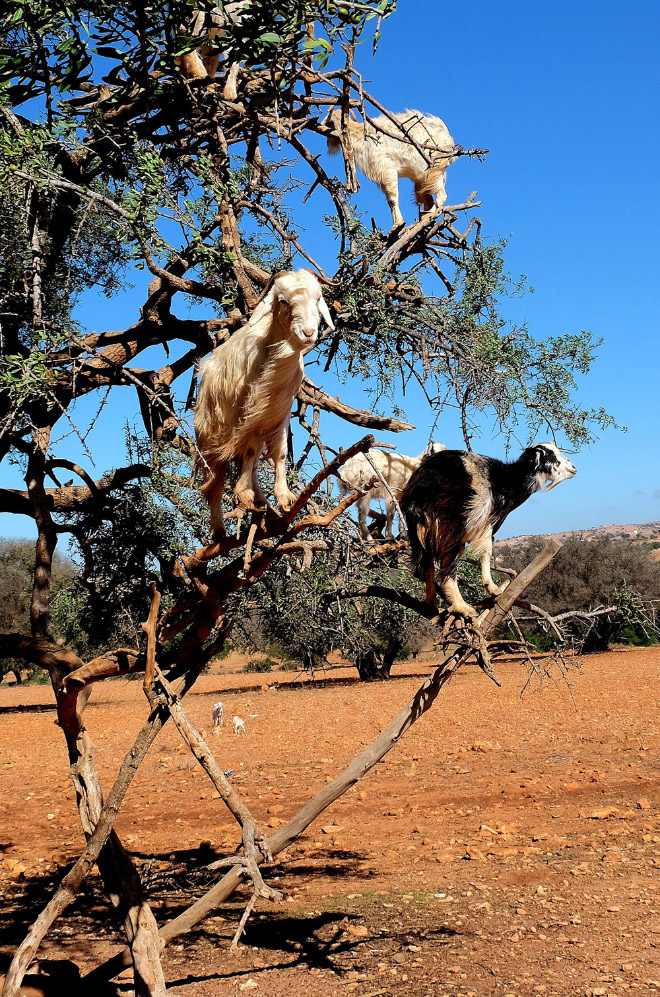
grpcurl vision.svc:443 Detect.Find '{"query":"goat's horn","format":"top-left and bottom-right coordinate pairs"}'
top-left (302, 267), bottom-right (339, 288)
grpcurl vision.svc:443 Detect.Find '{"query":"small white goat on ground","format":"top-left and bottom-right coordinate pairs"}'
top-left (326, 108), bottom-right (456, 228)
top-left (338, 443), bottom-right (445, 540)
top-left (194, 269), bottom-right (334, 536)
top-left (232, 715), bottom-right (246, 735)
top-left (212, 701), bottom-right (224, 727)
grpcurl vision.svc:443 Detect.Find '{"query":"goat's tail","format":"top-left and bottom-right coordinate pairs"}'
top-left (401, 497), bottom-right (432, 580)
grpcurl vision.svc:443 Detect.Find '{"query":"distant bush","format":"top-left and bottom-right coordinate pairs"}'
top-left (499, 539), bottom-right (660, 650)
top-left (0, 538), bottom-right (77, 682)
top-left (243, 658), bottom-right (275, 673)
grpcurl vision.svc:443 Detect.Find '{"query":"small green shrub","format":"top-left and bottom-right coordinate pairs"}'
top-left (243, 658), bottom-right (275, 673)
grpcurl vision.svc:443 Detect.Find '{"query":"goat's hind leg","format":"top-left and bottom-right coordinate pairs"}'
top-left (438, 545), bottom-right (476, 619)
top-left (384, 498), bottom-right (397, 540)
top-left (235, 449), bottom-right (267, 510)
top-left (379, 165), bottom-right (405, 229)
top-left (201, 464), bottom-right (227, 539)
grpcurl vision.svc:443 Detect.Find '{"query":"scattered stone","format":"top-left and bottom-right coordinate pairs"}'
top-left (465, 846), bottom-right (486, 862)
top-left (585, 807), bottom-right (620, 820)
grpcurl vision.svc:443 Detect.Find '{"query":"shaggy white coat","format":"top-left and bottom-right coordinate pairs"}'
top-left (339, 443), bottom-right (445, 540)
top-left (327, 108), bottom-right (456, 227)
top-left (194, 269), bottom-right (334, 535)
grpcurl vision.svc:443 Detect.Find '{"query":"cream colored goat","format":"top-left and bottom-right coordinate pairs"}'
top-left (338, 443), bottom-right (445, 540)
top-left (195, 269), bottom-right (334, 536)
top-left (326, 108), bottom-right (456, 228)
top-left (175, 2), bottom-right (252, 95)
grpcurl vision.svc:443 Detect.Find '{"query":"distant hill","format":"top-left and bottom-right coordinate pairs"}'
top-left (496, 520), bottom-right (660, 551)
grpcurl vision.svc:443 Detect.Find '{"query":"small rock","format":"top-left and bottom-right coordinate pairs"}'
top-left (637, 798), bottom-right (652, 810)
top-left (586, 807), bottom-right (619, 820)
top-left (465, 846), bottom-right (486, 862)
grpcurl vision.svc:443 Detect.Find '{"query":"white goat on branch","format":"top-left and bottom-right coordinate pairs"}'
top-left (326, 108), bottom-right (457, 228)
top-left (338, 443), bottom-right (445, 540)
top-left (195, 269), bottom-right (334, 536)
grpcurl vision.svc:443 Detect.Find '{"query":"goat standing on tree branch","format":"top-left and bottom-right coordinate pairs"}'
top-left (326, 108), bottom-right (457, 228)
top-left (195, 269), bottom-right (335, 536)
top-left (338, 442), bottom-right (445, 539)
top-left (400, 443), bottom-right (577, 617)
top-left (175, 2), bottom-right (253, 97)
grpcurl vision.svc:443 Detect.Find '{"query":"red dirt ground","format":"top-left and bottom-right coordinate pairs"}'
top-left (1, 646), bottom-right (660, 997)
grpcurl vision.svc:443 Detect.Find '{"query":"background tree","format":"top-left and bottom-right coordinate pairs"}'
top-left (0, 538), bottom-right (75, 680)
top-left (501, 537), bottom-right (660, 651)
top-left (0, 0), bottom-right (613, 680)
top-left (0, 2), bottom-right (624, 992)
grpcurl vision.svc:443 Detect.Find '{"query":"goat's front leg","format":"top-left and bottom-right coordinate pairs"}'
top-left (480, 530), bottom-right (507, 597)
top-left (270, 424), bottom-right (297, 511)
top-left (235, 448), bottom-right (267, 510)
top-left (357, 495), bottom-right (371, 540)
top-left (380, 166), bottom-right (405, 229)
top-left (385, 497), bottom-right (396, 540)
top-left (222, 61), bottom-right (240, 100)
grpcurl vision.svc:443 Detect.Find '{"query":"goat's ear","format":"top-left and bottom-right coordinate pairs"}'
top-left (318, 293), bottom-right (335, 331)
top-left (533, 446), bottom-right (546, 468)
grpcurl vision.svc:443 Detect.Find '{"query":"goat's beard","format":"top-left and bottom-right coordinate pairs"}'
top-left (540, 469), bottom-right (575, 492)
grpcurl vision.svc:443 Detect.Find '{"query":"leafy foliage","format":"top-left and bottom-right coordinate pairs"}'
top-left (0, 539), bottom-right (75, 678)
top-left (0, 0), bottom-right (620, 671)
top-left (501, 537), bottom-right (660, 649)
top-left (234, 544), bottom-right (432, 678)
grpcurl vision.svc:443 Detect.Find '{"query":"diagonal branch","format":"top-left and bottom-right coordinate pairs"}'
top-left (88, 540), bottom-right (562, 983)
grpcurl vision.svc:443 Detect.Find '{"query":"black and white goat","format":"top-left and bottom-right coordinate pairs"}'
top-left (400, 443), bottom-right (577, 617)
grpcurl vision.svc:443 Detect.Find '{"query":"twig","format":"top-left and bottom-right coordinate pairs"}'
top-left (141, 583), bottom-right (161, 703)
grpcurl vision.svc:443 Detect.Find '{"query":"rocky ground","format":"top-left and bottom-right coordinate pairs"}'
top-left (1, 646), bottom-right (659, 996)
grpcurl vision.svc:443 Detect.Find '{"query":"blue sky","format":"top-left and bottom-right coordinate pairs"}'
top-left (3, 0), bottom-right (660, 542)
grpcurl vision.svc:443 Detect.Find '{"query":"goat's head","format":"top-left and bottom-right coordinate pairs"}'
top-left (422, 441), bottom-right (446, 458)
top-left (269, 269), bottom-right (335, 349)
top-left (525, 442), bottom-right (577, 493)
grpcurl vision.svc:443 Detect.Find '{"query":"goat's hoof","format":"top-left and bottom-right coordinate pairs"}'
top-left (449, 603), bottom-right (478, 620)
top-left (275, 490), bottom-right (297, 511)
top-left (233, 489), bottom-right (266, 512)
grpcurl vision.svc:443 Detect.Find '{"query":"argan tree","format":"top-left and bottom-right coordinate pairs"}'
top-left (0, 2), bottom-right (614, 993)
